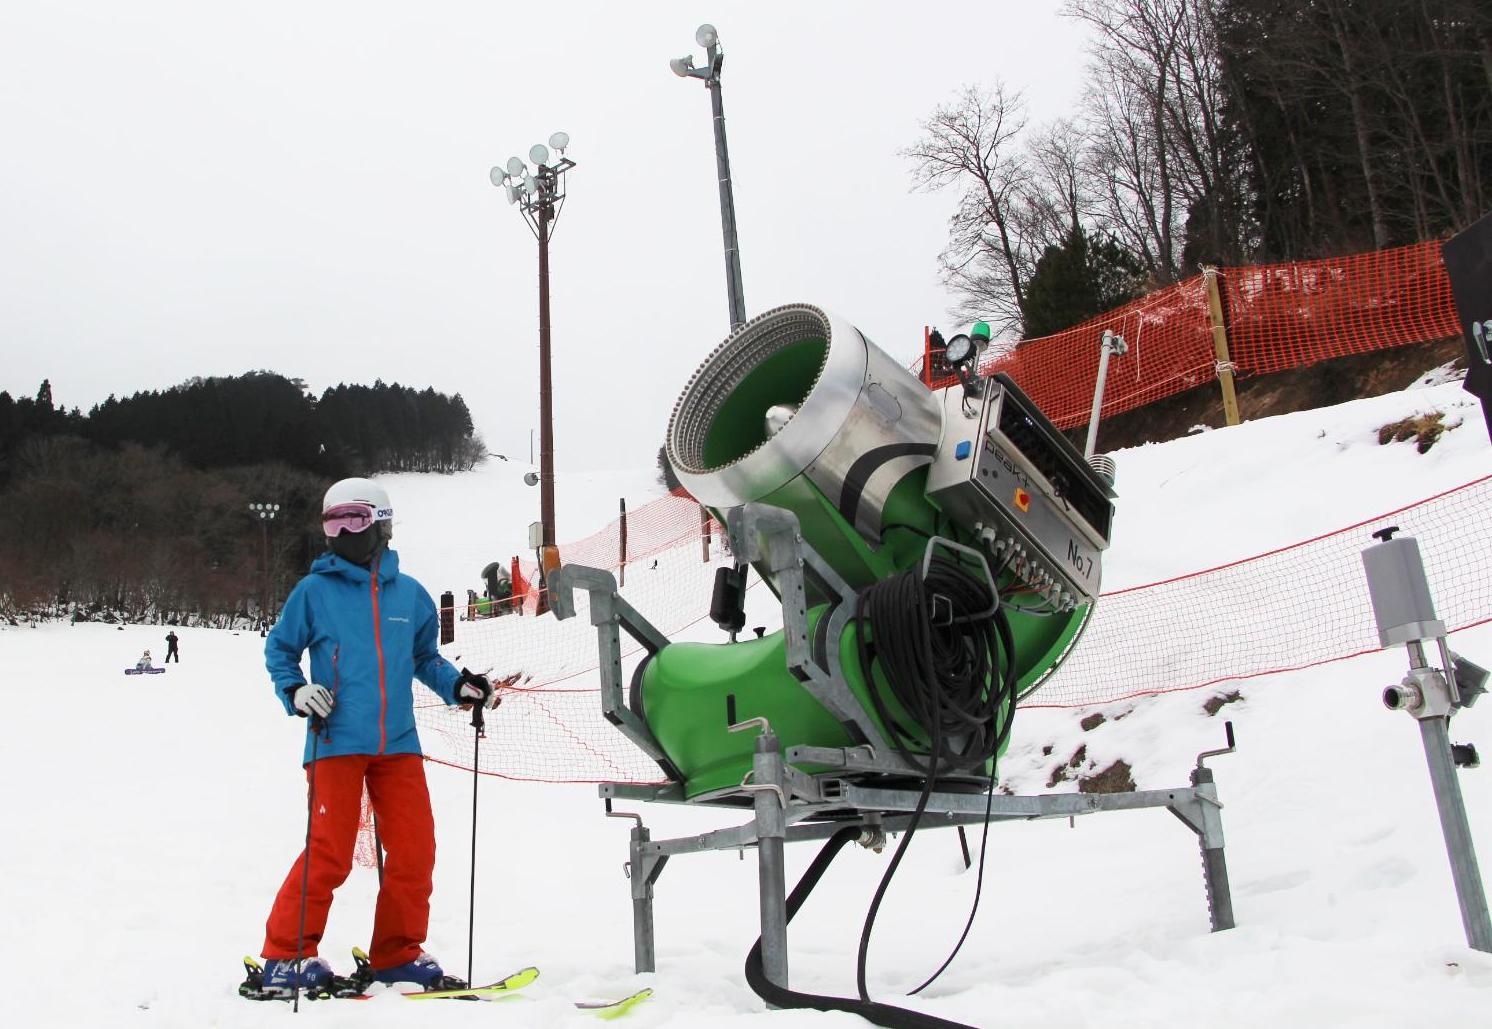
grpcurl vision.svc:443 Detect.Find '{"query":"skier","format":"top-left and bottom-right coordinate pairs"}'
top-left (135, 649), bottom-right (153, 671)
top-left (255, 477), bottom-right (500, 998)
top-left (164, 631), bottom-right (179, 663)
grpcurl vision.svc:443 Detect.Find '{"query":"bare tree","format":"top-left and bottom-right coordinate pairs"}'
top-left (1022, 118), bottom-right (1091, 244)
top-left (903, 83), bottom-right (1032, 334)
top-left (1066, 0), bottom-right (1193, 281)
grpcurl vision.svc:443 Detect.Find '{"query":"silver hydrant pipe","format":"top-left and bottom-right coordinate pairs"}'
top-left (1084, 330), bottom-right (1128, 459)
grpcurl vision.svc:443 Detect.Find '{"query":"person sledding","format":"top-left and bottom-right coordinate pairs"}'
top-left (252, 477), bottom-right (501, 998)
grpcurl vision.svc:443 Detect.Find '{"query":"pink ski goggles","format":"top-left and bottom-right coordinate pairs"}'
top-left (323, 502), bottom-right (381, 537)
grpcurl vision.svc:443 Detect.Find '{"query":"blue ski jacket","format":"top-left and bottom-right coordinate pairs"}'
top-left (265, 549), bottom-right (462, 765)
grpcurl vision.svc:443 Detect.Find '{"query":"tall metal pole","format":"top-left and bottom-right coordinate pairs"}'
top-left (1418, 712), bottom-right (1492, 951)
top-left (249, 502), bottom-right (279, 627)
top-left (1084, 330), bottom-right (1128, 460)
top-left (707, 67), bottom-right (746, 331)
top-left (674, 27), bottom-right (747, 332)
top-left (260, 519), bottom-right (270, 623)
top-left (491, 137), bottom-right (572, 609)
top-left (537, 198), bottom-right (556, 560)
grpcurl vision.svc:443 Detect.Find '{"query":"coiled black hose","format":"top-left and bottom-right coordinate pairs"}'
top-left (854, 554), bottom-right (1018, 1005)
top-left (854, 555), bottom-right (1015, 777)
top-left (742, 555), bottom-right (1018, 1027)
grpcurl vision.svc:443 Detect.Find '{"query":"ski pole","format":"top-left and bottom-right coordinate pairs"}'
top-left (373, 812), bottom-right (385, 888)
top-left (293, 716), bottom-right (324, 1013)
top-left (467, 697), bottom-right (484, 990)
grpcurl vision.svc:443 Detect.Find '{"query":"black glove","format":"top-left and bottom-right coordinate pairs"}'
top-left (456, 668), bottom-right (500, 711)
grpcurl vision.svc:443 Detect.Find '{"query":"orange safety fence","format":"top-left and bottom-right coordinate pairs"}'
top-left (1223, 242), bottom-right (1462, 377)
top-left (915, 240), bottom-right (1462, 431)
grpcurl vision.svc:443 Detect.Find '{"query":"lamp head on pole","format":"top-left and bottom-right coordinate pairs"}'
top-left (671, 23), bottom-right (723, 82)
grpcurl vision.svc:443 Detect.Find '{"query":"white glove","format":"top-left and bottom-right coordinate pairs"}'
top-left (293, 684), bottom-right (335, 719)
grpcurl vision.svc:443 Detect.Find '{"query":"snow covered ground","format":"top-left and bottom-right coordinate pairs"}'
top-left (2, 376), bottom-right (1490, 1028)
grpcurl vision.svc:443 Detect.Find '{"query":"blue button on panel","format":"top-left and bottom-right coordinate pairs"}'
top-left (954, 440), bottom-right (972, 460)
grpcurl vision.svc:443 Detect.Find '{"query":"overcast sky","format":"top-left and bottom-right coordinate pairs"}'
top-left (0, 1), bottom-right (1091, 475)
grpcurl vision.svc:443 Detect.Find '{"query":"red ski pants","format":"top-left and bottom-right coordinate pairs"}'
top-left (262, 753), bottom-right (435, 969)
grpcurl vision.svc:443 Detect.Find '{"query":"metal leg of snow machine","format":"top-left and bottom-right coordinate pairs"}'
top-left (741, 721), bottom-right (791, 991)
top-left (599, 721), bottom-right (1240, 985)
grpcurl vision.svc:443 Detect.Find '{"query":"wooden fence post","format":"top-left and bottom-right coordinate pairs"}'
top-left (1203, 266), bottom-right (1242, 427)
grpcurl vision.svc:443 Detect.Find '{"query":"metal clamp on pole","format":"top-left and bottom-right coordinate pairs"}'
top-left (1361, 527), bottom-right (1492, 952)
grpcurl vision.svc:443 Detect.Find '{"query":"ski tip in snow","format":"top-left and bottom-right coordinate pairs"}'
top-left (575, 987), bottom-right (653, 1019)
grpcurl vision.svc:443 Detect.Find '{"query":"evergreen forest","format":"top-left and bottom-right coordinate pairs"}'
top-left (0, 373), bottom-right (486, 625)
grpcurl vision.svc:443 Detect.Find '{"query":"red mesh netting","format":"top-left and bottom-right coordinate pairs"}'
top-left (973, 277), bottom-right (1217, 430)
top-left (1224, 241), bottom-right (1462, 377)
top-left (402, 474), bottom-right (1489, 784)
top-left (913, 240), bottom-right (1460, 430)
top-left (412, 491), bottom-right (730, 786)
top-left (1028, 475), bottom-right (1492, 709)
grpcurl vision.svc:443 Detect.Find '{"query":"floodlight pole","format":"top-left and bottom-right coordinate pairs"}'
top-left (676, 27), bottom-right (747, 331)
top-left (708, 63), bottom-right (747, 331)
top-left (537, 195), bottom-right (556, 581)
top-left (493, 145), bottom-right (574, 611)
top-left (248, 502), bottom-right (280, 627)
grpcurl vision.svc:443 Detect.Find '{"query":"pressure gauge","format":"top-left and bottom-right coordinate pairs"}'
top-left (944, 333), bottom-right (974, 366)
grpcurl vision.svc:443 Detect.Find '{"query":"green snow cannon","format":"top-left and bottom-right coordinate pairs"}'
top-left (640, 304), bottom-right (1114, 799)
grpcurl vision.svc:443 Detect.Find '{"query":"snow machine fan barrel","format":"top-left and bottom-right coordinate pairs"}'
top-left (640, 303), bottom-right (1112, 798)
top-left (667, 303), bottom-right (944, 595)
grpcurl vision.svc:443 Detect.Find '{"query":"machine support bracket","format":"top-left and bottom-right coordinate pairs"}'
top-left (600, 735), bottom-right (1237, 987)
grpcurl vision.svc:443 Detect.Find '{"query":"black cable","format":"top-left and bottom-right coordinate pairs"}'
top-left (908, 607), bottom-right (1016, 995)
top-left (854, 557), bottom-right (1009, 777)
top-left (744, 828), bottom-right (978, 1029)
top-left (851, 557), bottom-right (1020, 1001)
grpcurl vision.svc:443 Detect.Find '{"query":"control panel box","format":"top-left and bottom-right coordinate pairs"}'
top-left (925, 375), bottom-right (1115, 607)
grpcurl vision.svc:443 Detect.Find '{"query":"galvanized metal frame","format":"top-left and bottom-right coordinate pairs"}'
top-left (601, 724), bottom-right (1236, 985)
top-left (551, 504), bottom-right (1237, 993)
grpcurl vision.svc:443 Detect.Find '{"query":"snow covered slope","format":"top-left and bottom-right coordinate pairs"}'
top-left (1, 377), bottom-right (1489, 1028)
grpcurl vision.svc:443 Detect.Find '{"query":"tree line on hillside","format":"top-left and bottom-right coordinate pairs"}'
top-left (908, 0), bottom-right (1492, 340)
top-left (0, 373), bottom-right (486, 623)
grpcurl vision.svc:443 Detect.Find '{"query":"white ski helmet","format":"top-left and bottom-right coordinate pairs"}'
top-left (322, 477), bottom-right (394, 524)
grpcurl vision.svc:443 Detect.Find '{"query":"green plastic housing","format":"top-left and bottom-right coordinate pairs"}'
top-left (638, 481), bottom-right (1089, 799)
top-left (649, 322), bottom-right (1090, 798)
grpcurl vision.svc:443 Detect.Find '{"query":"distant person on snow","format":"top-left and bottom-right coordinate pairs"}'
top-left (255, 477), bottom-right (501, 997)
top-left (165, 631), bottom-right (179, 663)
top-left (135, 650), bottom-right (153, 671)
